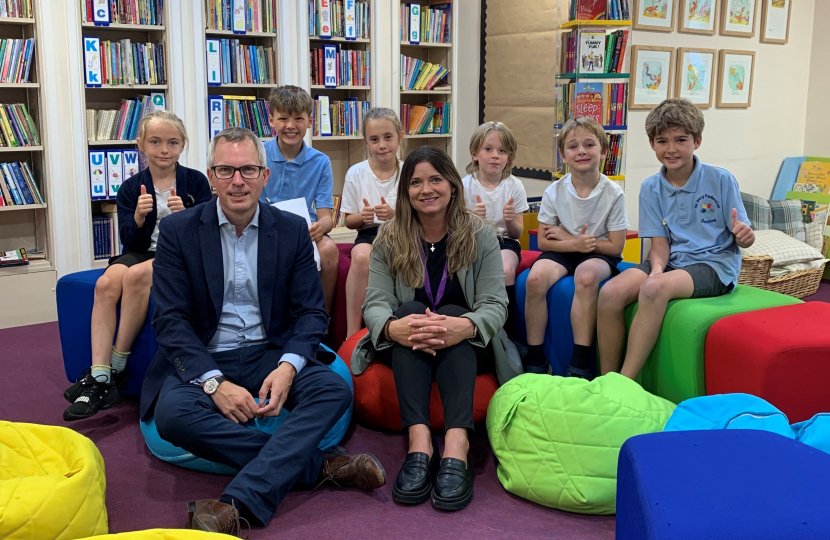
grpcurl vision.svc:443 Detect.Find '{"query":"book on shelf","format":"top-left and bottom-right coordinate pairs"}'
top-left (400, 101), bottom-right (451, 135)
top-left (206, 39), bottom-right (276, 85)
top-left (562, 29), bottom-right (628, 74)
top-left (0, 0), bottom-right (32, 18)
top-left (310, 46), bottom-right (370, 87)
top-left (86, 93), bottom-right (160, 141)
top-left (0, 248), bottom-right (28, 266)
top-left (568, 0), bottom-right (629, 21)
top-left (556, 81), bottom-right (628, 126)
top-left (400, 55), bottom-right (449, 91)
top-left (82, 0), bottom-right (164, 25)
top-left (207, 95), bottom-right (274, 139)
top-left (92, 216), bottom-right (120, 260)
top-left (205, 0), bottom-right (278, 34)
top-left (0, 161), bottom-right (42, 206)
top-left (308, 0), bottom-right (371, 39)
top-left (0, 103), bottom-right (40, 147)
top-left (93, 39), bottom-right (166, 85)
top-left (0, 38), bottom-right (35, 84)
top-left (312, 97), bottom-right (369, 137)
top-left (400, 2), bottom-right (451, 44)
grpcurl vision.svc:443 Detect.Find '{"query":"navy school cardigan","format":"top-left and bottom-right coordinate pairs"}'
top-left (116, 164), bottom-right (213, 255)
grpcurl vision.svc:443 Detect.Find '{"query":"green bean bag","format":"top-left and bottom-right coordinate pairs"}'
top-left (486, 373), bottom-right (675, 514)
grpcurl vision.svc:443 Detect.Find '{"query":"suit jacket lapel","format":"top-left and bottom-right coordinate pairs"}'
top-left (257, 202), bottom-right (277, 333)
top-left (199, 200), bottom-right (224, 323)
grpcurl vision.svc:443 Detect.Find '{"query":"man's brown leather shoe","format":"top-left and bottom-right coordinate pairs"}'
top-left (320, 452), bottom-right (387, 490)
top-left (187, 499), bottom-right (244, 537)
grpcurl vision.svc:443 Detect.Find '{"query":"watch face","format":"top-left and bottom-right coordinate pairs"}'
top-left (204, 378), bottom-right (218, 394)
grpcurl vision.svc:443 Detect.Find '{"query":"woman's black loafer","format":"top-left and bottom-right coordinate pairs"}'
top-left (392, 449), bottom-right (439, 505)
top-left (431, 457), bottom-right (472, 511)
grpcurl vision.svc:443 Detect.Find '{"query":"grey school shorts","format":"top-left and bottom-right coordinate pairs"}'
top-left (633, 261), bottom-right (733, 299)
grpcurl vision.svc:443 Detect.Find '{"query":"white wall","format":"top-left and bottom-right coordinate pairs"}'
top-left (804, 1), bottom-right (830, 157)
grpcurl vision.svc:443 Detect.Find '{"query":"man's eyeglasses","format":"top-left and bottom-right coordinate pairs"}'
top-left (210, 165), bottom-right (264, 180)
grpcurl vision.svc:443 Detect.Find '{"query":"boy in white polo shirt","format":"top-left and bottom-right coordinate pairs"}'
top-left (597, 98), bottom-right (755, 381)
top-left (524, 117), bottom-right (628, 377)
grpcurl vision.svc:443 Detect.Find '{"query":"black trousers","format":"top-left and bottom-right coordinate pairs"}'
top-left (379, 301), bottom-right (494, 431)
top-left (153, 343), bottom-right (352, 527)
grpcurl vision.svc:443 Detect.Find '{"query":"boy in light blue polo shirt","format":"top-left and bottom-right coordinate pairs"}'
top-left (597, 98), bottom-right (755, 381)
top-left (260, 85), bottom-right (338, 316)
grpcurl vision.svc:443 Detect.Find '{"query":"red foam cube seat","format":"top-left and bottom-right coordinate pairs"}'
top-left (705, 302), bottom-right (830, 423)
top-left (338, 328), bottom-right (499, 431)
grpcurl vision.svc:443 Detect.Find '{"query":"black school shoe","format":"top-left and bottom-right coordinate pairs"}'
top-left (392, 445), bottom-right (440, 505)
top-left (431, 457), bottom-right (473, 511)
top-left (64, 367), bottom-right (130, 404)
top-left (63, 378), bottom-right (122, 421)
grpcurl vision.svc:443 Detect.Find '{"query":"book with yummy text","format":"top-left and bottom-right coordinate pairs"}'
top-left (579, 31), bottom-right (606, 74)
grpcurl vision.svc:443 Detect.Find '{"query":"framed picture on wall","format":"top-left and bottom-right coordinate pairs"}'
top-left (678, 0), bottom-right (719, 34)
top-left (720, 0), bottom-right (757, 37)
top-left (716, 49), bottom-right (755, 108)
top-left (760, 0), bottom-right (792, 43)
top-left (629, 46), bottom-right (675, 109)
top-left (675, 48), bottom-right (716, 108)
top-left (633, 0), bottom-right (676, 32)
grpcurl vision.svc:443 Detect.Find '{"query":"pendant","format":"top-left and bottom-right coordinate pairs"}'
top-left (430, 243), bottom-right (435, 252)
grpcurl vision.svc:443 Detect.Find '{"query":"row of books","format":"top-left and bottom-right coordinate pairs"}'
top-left (92, 39), bottom-right (166, 86)
top-left (400, 55), bottom-right (449, 91)
top-left (0, 248), bottom-right (28, 266)
top-left (330, 195), bottom-right (346, 227)
top-left (400, 102), bottom-right (451, 136)
top-left (82, 0), bottom-right (164, 26)
top-left (569, 0), bottom-right (630, 21)
top-left (311, 97), bottom-right (369, 137)
top-left (205, 0), bottom-right (278, 34)
top-left (562, 29), bottom-right (629, 75)
top-left (556, 82), bottom-right (628, 127)
top-left (308, 0), bottom-right (371, 40)
top-left (207, 39), bottom-right (276, 85)
top-left (0, 161), bottom-right (42, 206)
top-left (0, 38), bottom-right (35, 84)
top-left (0, 103), bottom-right (40, 147)
top-left (89, 149), bottom-right (141, 200)
top-left (85, 94), bottom-right (160, 141)
top-left (399, 3), bottom-right (451, 44)
top-left (0, 0), bottom-right (31, 18)
top-left (310, 47), bottom-right (370, 87)
top-left (92, 216), bottom-right (119, 260)
top-left (207, 95), bottom-right (274, 139)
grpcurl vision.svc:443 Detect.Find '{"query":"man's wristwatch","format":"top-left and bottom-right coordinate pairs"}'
top-left (202, 375), bottom-right (228, 395)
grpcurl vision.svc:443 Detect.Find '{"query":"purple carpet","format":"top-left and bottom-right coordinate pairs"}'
top-left (803, 279), bottom-right (830, 303)
top-left (1, 322), bottom-right (614, 539)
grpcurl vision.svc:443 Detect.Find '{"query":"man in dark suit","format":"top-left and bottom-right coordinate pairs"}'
top-left (140, 127), bottom-right (385, 535)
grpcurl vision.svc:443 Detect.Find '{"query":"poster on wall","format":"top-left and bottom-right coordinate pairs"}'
top-left (760, 0), bottom-right (791, 43)
top-left (716, 49), bottom-right (755, 108)
top-left (629, 46), bottom-right (675, 109)
top-left (678, 0), bottom-right (719, 34)
top-left (675, 48), bottom-right (716, 108)
top-left (720, 0), bottom-right (757, 37)
top-left (633, 0), bottom-right (676, 32)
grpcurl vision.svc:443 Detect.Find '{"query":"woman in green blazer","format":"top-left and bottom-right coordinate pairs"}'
top-left (350, 146), bottom-right (523, 511)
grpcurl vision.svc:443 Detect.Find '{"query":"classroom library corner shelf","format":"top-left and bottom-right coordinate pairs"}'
top-left (89, 84), bottom-right (169, 90)
top-left (0, 145), bottom-right (43, 152)
top-left (310, 36), bottom-right (370, 44)
top-left (88, 139), bottom-right (137, 146)
top-left (400, 41), bottom-right (452, 48)
top-left (556, 73), bottom-right (629, 80)
top-left (0, 17), bottom-right (35, 25)
top-left (310, 85), bottom-right (371, 90)
top-left (406, 133), bottom-right (452, 139)
top-left (205, 29), bottom-right (276, 38)
top-left (0, 83), bottom-right (39, 88)
top-left (81, 22), bottom-right (165, 31)
top-left (559, 20), bottom-right (632, 30)
top-left (312, 135), bottom-right (363, 140)
top-left (0, 258), bottom-right (54, 276)
top-left (0, 203), bottom-right (47, 212)
top-left (211, 83), bottom-right (279, 88)
top-left (400, 88), bottom-right (452, 94)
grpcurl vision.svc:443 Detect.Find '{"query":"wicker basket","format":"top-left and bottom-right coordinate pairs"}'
top-left (738, 239), bottom-right (828, 298)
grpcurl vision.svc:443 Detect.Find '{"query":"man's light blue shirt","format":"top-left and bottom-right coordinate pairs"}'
top-left (196, 200), bottom-right (307, 384)
top-left (638, 157), bottom-right (751, 287)
top-left (259, 138), bottom-right (334, 222)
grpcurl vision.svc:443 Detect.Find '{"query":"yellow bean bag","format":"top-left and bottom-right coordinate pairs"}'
top-left (0, 421), bottom-right (108, 539)
top-left (78, 530), bottom-right (236, 539)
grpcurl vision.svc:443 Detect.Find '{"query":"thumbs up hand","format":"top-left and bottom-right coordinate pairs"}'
top-left (575, 223), bottom-right (596, 253)
top-left (474, 194), bottom-right (487, 220)
top-left (168, 185), bottom-right (185, 213)
top-left (134, 183), bottom-right (155, 227)
top-left (731, 207), bottom-right (754, 247)
top-left (361, 198), bottom-right (376, 225)
top-left (375, 196), bottom-right (394, 221)
top-left (502, 197), bottom-right (516, 224)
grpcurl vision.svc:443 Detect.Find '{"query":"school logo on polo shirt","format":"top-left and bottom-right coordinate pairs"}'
top-left (696, 194), bottom-right (720, 224)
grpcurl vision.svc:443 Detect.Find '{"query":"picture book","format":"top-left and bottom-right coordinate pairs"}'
top-left (793, 161), bottom-right (830, 195)
top-left (573, 82), bottom-right (603, 123)
top-left (572, 0), bottom-right (606, 20)
top-left (579, 31), bottom-right (606, 74)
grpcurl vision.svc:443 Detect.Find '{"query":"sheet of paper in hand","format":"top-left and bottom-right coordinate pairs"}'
top-left (272, 197), bottom-right (321, 271)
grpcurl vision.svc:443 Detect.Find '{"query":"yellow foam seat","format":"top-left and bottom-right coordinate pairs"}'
top-left (0, 421), bottom-right (108, 540)
top-left (78, 530), bottom-right (236, 539)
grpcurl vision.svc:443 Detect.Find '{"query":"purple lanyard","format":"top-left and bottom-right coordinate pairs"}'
top-left (419, 233), bottom-right (450, 311)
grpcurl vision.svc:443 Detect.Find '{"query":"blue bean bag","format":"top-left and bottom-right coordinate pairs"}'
top-left (140, 350), bottom-right (353, 475)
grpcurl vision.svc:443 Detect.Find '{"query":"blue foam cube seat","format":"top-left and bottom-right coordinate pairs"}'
top-left (616, 429), bottom-right (830, 540)
top-left (57, 269), bottom-right (157, 397)
top-left (515, 261), bottom-right (634, 376)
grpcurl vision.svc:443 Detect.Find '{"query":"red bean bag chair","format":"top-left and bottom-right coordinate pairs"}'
top-left (338, 328), bottom-right (500, 431)
top-left (517, 250), bottom-right (541, 276)
top-left (331, 243), bottom-right (353, 351)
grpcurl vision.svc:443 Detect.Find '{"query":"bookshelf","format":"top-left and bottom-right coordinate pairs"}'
top-left (554, 6), bottom-right (632, 189)
top-left (0, 1), bottom-right (52, 277)
top-left (78, 0), bottom-right (169, 269)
